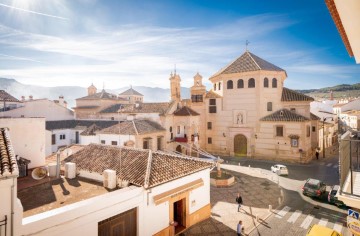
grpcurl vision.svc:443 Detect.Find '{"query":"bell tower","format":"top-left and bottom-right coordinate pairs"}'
top-left (88, 83), bottom-right (97, 96)
top-left (190, 72), bottom-right (206, 103)
top-left (169, 72), bottom-right (181, 102)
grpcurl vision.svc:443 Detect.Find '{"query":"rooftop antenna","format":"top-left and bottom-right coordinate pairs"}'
top-left (246, 40), bottom-right (250, 51)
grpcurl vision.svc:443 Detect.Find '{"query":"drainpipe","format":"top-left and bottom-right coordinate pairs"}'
top-left (11, 177), bottom-right (15, 236)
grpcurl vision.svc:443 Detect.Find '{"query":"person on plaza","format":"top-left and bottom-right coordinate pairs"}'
top-left (315, 147), bottom-right (320, 160)
top-left (236, 193), bottom-right (243, 212)
top-left (237, 220), bottom-right (244, 236)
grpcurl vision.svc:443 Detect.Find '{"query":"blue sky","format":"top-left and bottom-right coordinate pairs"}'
top-left (0, 0), bottom-right (359, 90)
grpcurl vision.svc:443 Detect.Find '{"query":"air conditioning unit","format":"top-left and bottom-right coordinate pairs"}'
top-left (103, 169), bottom-right (117, 189)
top-left (65, 162), bottom-right (76, 179)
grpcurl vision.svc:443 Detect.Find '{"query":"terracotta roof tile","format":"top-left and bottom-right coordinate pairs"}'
top-left (173, 106), bottom-right (200, 116)
top-left (77, 89), bottom-right (126, 101)
top-left (64, 144), bottom-right (213, 188)
top-left (81, 124), bottom-right (102, 136)
top-left (281, 88), bottom-right (314, 102)
top-left (0, 128), bottom-right (18, 178)
top-left (310, 113), bottom-right (321, 120)
top-left (211, 51), bottom-right (285, 78)
top-left (102, 102), bottom-right (173, 115)
top-left (98, 120), bottom-right (165, 135)
top-left (119, 88), bottom-right (143, 96)
top-left (0, 90), bottom-right (20, 102)
top-left (100, 104), bottom-right (123, 113)
top-left (260, 109), bottom-right (310, 122)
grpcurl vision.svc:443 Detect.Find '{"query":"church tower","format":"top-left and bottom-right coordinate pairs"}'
top-left (190, 72), bottom-right (206, 103)
top-left (88, 83), bottom-right (97, 96)
top-left (169, 72), bottom-right (181, 102)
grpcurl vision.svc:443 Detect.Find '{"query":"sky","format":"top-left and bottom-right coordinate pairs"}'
top-left (0, 0), bottom-right (359, 90)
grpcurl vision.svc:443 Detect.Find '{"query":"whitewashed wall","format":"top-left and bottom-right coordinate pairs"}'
top-left (97, 134), bottom-right (135, 146)
top-left (0, 118), bottom-right (45, 168)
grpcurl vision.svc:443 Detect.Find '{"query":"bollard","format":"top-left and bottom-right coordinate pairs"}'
top-left (278, 197), bottom-right (281, 205)
top-left (269, 205), bottom-right (272, 212)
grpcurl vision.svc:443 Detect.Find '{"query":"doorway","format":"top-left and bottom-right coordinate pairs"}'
top-left (234, 134), bottom-right (247, 156)
top-left (173, 199), bottom-right (186, 234)
top-left (176, 145), bottom-right (182, 154)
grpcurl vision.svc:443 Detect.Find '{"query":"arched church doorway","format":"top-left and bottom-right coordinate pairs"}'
top-left (234, 134), bottom-right (247, 156)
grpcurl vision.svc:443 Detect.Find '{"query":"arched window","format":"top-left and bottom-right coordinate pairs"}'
top-left (227, 80), bottom-right (233, 89)
top-left (264, 78), bottom-right (269, 88)
top-left (248, 78), bottom-right (255, 88)
top-left (213, 83), bottom-right (216, 91)
top-left (267, 102), bottom-right (272, 111)
top-left (272, 78), bottom-right (277, 88)
top-left (218, 82), bottom-right (221, 90)
top-left (237, 79), bottom-right (244, 88)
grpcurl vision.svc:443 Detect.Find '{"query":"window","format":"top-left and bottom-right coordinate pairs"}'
top-left (218, 82), bottom-right (221, 90)
top-left (237, 79), bottom-right (244, 88)
top-left (264, 78), bottom-right (269, 88)
top-left (51, 134), bottom-right (56, 145)
top-left (177, 126), bottom-right (180, 134)
top-left (227, 80), bottom-right (233, 89)
top-left (207, 122), bottom-right (212, 130)
top-left (291, 138), bottom-right (298, 147)
top-left (209, 99), bottom-right (216, 113)
top-left (248, 78), bottom-right (255, 88)
top-left (272, 78), bottom-right (277, 88)
top-left (213, 83), bottom-right (216, 91)
top-left (143, 140), bottom-right (149, 149)
top-left (191, 94), bottom-right (203, 102)
top-left (307, 126), bottom-right (310, 137)
top-left (290, 108), bottom-right (296, 112)
top-left (312, 126), bottom-right (316, 132)
top-left (169, 126), bottom-right (172, 132)
top-left (170, 133), bottom-right (173, 140)
top-left (157, 136), bottom-right (163, 150)
top-left (267, 102), bottom-right (272, 111)
top-left (101, 140), bottom-right (105, 144)
top-left (208, 137), bottom-right (212, 144)
top-left (276, 126), bottom-right (283, 137)
top-left (60, 134), bottom-right (66, 140)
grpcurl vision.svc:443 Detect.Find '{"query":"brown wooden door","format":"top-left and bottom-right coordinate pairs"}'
top-left (98, 208), bottom-right (137, 236)
top-left (234, 134), bottom-right (247, 156)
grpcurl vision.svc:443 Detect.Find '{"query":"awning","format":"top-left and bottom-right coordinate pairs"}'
top-left (153, 178), bottom-right (204, 205)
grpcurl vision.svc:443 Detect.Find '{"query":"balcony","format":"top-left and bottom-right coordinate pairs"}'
top-left (174, 137), bottom-right (188, 143)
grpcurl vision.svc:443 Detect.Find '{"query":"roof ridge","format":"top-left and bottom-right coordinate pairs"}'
top-left (144, 150), bottom-right (153, 189)
top-left (132, 120), bottom-right (139, 135)
top-left (247, 51), bottom-right (261, 70)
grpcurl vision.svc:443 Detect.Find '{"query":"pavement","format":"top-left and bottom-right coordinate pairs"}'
top-left (181, 165), bottom-right (283, 235)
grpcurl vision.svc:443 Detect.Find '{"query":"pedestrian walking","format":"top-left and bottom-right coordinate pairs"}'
top-left (236, 193), bottom-right (243, 212)
top-left (237, 220), bottom-right (244, 236)
top-left (315, 147), bottom-right (320, 160)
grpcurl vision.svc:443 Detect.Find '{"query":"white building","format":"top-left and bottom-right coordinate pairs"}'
top-left (1, 97), bottom-right (74, 121)
top-left (4, 143), bottom-right (214, 236)
top-left (0, 90), bottom-right (22, 113)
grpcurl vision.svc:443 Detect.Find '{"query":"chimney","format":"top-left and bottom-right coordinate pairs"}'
top-left (29, 95), bottom-right (33, 100)
top-left (21, 96), bottom-right (25, 102)
top-left (58, 95), bottom-right (66, 107)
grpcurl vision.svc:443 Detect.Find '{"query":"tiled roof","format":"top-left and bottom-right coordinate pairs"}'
top-left (100, 104), bottom-right (123, 113)
top-left (119, 88), bottom-right (143, 96)
top-left (173, 106), bottom-right (200, 116)
top-left (281, 88), bottom-right (314, 102)
top-left (205, 90), bottom-right (222, 99)
top-left (73, 106), bottom-right (99, 109)
top-left (0, 128), bottom-right (18, 178)
top-left (260, 109), bottom-right (310, 122)
top-left (310, 113), bottom-right (321, 120)
top-left (64, 144), bottom-right (214, 188)
top-left (211, 51), bottom-right (285, 78)
top-left (98, 120), bottom-right (165, 135)
top-left (0, 90), bottom-right (20, 102)
top-left (81, 124), bottom-right (102, 136)
top-left (77, 89), bottom-right (125, 100)
top-left (118, 102), bottom-right (173, 115)
top-left (46, 120), bottom-right (118, 130)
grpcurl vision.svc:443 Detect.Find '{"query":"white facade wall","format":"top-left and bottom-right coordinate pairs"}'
top-left (0, 118), bottom-right (45, 168)
top-left (80, 135), bottom-right (99, 145)
top-left (97, 134), bottom-right (135, 146)
top-left (48, 129), bottom-right (79, 154)
top-left (1, 100), bottom-right (74, 121)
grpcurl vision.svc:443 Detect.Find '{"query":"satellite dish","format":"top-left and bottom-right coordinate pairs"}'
top-left (64, 148), bottom-right (73, 157)
top-left (31, 167), bottom-right (48, 180)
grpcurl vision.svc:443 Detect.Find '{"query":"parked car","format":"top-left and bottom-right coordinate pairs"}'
top-left (302, 178), bottom-right (326, 198)
top-left (306, 224), bottom-right (342, 236)
top-left (271, 164), bottom-right (288, 176)
top-left (328, 185), bottom-right (345, 206)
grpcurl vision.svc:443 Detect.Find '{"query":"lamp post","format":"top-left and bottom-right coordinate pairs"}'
top-left (322, 117), bottom-right (334, 158)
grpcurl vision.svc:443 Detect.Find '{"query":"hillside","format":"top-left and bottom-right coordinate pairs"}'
top-left (298, 83), bottom-right (360, 100)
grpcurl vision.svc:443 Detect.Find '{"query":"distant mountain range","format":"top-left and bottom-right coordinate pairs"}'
top-left (1, 78), bottom-right (359, 109)
top-left (0, 78), bottom-right (190, 108)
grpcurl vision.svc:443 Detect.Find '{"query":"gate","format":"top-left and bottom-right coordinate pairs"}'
top-left (234, 134), bottom-right (247, 156)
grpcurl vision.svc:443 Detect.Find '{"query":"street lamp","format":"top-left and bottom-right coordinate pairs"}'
top-left (322, 117), bottom-right (334, 158)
